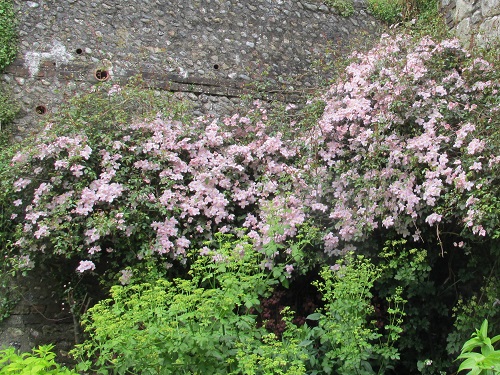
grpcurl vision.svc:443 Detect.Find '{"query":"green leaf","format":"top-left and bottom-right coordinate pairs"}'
top-left (479, 320), bottom-right (489, 339)
top-left (481, 343), bottom-right (494, 356)
top-left (458, 352), bottom-right (484, 361)
top-left (468, 368), bottom-right (482, 375)
top-left (458, 357), bottom-right (480, 373)
top-left (30, 364), bottom-right (46, 373)
top-left (281, 278), bottom-right (290, 289)
top-left (462, 337), bottom-right (483, 353)
top-left (272, 268), bottom-right (282, 278)
top-left (306, 313), bottom-right (322, 321)
top-left (483, 351), bottom-right (500, 363)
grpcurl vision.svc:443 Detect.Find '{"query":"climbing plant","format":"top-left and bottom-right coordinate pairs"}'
top-left (0, 0), bottom-right (17, 72)
top-left (0, 0), bottom-right (18, 131)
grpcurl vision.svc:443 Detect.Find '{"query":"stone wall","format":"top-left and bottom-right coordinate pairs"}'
top-left (2, 0), bottom-right (381, 136)
top-left (442, 0), bottom-right (500, 46)
top-left (0, 273), bottom-right (74, 359)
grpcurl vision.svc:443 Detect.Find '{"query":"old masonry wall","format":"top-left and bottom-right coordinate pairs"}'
top-left (3, 0), bottom-right (381, 136)
top-left (441, 0), bottom-right (500, 46)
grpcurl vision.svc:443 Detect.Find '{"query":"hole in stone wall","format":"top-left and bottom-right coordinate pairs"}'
top-left (35, 105), bottom-right (47, 115)
top-left (213, 64), bottom-right (219, 70)
top-left (76, 48), bottom-right (83, 55)
top-left (94, 69), bottom-right (109, 81)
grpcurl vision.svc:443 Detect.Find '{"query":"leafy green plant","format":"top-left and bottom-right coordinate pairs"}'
top-left (73, 239), bottom-right (413, 375)
top-left (0, 0), bottom-right (18, 138)
top-left (234, 307), bottom-right (310, 375)
top-left (448, 275), bottom-right (500, 357)
top-left (71, 233), bottom-right (298, 374)
top-left (0, 345), bottom-right (78, 374)
top-left (376, 239), bottom-right (462, 372)
top-left (367, 0), bottom-right (445, 34)
top-left (324, 0), bottom-right (355, 17)
top-left (367, 0), bottom-right (405, 24)
top-left (456, 320), bottom-right (500, 374)
top-left (377, 241), bottom-right (436, 351)
top-left (0, 0), bottom-right (17, 72)
top-left (0, 125), bottom-right (19, 321)
top-left (307, 253), bottom-right (406, 374)
top-left (0, 86), bottom-right (18, 133)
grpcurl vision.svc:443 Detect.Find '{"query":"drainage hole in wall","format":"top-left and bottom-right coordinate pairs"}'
top-left (213, 64), bottom-right (219, 70)
top-left (35, 105), bottom-right (47, 115)
top-left (95, 69), bottom-right (109, 81)
top-left (76, 48), bottom-right (83, 55)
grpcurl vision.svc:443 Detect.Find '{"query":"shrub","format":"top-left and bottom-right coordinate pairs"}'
top-left (71, 234), bottom-right (310, 375)
top-left (72, 235), bottom-right (408, 375)
top-left (8, 34), bottom-right (499, 273)
top-left (306, 253), bottom-right (406, 374)
top-left (306, 33), bottom-right (500, 255)
top-left (303, 35), bottom-right (499, 371)
top-left (4, 79), bottom-right (315, 277)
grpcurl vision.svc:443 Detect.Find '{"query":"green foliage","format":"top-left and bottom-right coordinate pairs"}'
top-left (376, 240), bottom-right (456, 371)
top-left (456, 320), bottom-right (500, 374)
top-left (71, 234), bottom-right (284, 374)
top-left (0, 0), bottom-right (19, 139)
top-left (0, 129), bottom-right (19, 321)
top-left (0, 345), bottom-right (78, 374)
top-left (308, 253), bottom-right (406, 374)
top-left (234, 307), bottom-right (310, 375)
top-left (378, 240), bottom-right (431, 298)
top-left (0, 0), bottom-right (17, 72)
top-left (71, 237), bottom-right (409, 375)
top-left (377, 240), bottom-right (435, 347)
top-left (367, 0), bottom-right (447, 38)
top-left (0, 86), bottom-right (18, 134)
top-left (324, 0), bottom-right (355, 17)
top-left (367, 0), bottom-right (404, 24)
top-left (448, 275), bottom-right (500, 356)
top-left (49, 76), bottom-right (191, 137)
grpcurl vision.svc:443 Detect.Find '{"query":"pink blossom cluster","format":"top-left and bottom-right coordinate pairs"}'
top-left (77, 260), bottom-right (96, 273)
top-left (9, 108), bottom-right (308, 271)
top-left (303, 33), bottom-right (499, 253)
